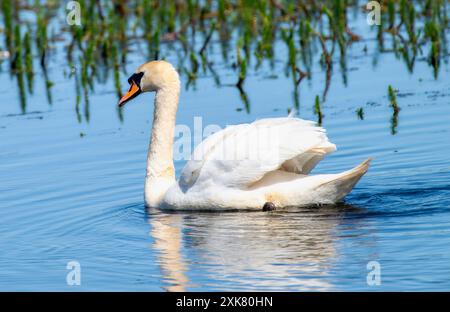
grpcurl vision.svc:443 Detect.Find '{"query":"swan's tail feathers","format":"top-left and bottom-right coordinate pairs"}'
top-left (315, 158), bottom-right (372, 203)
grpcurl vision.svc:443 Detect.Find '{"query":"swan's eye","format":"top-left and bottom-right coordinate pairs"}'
top-left (119, 72), bottom-right (144, 107)
top-left (127, 72), bottom-right (144, 86)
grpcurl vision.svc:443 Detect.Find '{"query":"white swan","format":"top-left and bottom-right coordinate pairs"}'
top-left (119, 60), bottom-right (371, 210)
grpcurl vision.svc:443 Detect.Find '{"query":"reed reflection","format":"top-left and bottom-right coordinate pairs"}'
top-left (1, 0), bottom-right (445, 129)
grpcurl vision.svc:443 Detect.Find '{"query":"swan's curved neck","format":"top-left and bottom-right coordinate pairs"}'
top-left (145, 83), bottom-right (179, 207)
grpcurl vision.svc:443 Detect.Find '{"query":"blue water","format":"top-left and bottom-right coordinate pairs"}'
top-left (1, 13), bottom-right (450, 291)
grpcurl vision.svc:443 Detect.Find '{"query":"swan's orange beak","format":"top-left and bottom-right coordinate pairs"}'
top-left (118, 81), bottom-right (141, 107)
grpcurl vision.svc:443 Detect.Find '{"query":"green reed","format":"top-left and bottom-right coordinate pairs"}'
top-left (314, 95), bottom-right (323, 126)
top-left (13, 24), bottom-right (22, 73)
top-left (1, 0), bottom-right (13, 53)
top-left (388, 85), bottom-right (400, 135)
top-left (356, 107), bottom-right (364, 120)
top-left (35, 2), bottom-right (48, 71)
top-left (0, 0), bottom-right (448, 122)
top-left (112, 43), bottom-right (123, 122)
top-left (13, 23), bottom-right (26, 112)
top-left (424, 21), bottom-right (441, 78)
top-left (23, 31), bottom-right (34, 93)
top-left (388, 85), bottom-right (399, 113)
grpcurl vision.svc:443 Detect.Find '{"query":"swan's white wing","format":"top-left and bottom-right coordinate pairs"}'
top-left (179, 123), bottom-right (249, 188)
top-left (179, 118), bottom-right (336, 190)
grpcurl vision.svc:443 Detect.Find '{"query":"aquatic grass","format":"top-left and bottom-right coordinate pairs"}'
top-left (281, 27), bottom-right (298, 86)
top-left (199, 21), bottom-right (216, 73)
top-left (424, 21), bottom-right (441, 78)
top-left (314, 95), bottom-right (323, 126)
top-left (390, 112), bottom-right (399, 135)
top-left (1, 0), bottom-right (13, 53)
top-left (388, 85), bottom-right (399, 113)
top-left (387, 0), bottom-right (396, 30)
top-left (298, 20), bottom-right (313, 73)
top-left (388, 85), bottom-right (400, 135)
top-left (235, 35), bottom-right (250, 113)
top-left (255, 9), bottom-right (275, 67)
top-left (235, 36), bottom-right (247, 90)
top-left (316, 33), bottom-right (332, 101)
top-left (399, 0), bottom-right (417, 45)
top-left (111, 43), bottom-right (124, 122)
top-left (0, 0), bottom-right (448, 122)
top-left (356, 107), bottom-right (364, 120)
top-left (12, 24), bottom-right (22, 73)
top-left (35, 2), bottom-right (48, 72)
top-left (12, 24), bottom-right (26, 112)
top-left (184, 51), bottom-right (199, 89)
top-left (70, 63), bottom-right (82, 123)
top-left (23, 31), bottom-right (34, 94)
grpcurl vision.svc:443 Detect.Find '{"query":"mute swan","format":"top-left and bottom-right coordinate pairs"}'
top-left (119, 60), bottom-right (371, 210)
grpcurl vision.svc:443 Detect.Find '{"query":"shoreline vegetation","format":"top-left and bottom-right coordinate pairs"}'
top-left (0, 0), bottom-right (448, 125)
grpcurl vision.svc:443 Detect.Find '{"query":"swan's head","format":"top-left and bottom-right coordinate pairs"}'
top-left (118, 60), bottom-right (179, 107)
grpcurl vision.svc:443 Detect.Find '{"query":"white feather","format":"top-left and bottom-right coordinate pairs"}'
top-left (180, 118), bottom-right (335, 190)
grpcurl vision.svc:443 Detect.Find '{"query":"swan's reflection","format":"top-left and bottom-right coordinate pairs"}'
top-left (149, 212), bottom-right (189, 292)
top-left (148, 205), bottom-right (364, 291)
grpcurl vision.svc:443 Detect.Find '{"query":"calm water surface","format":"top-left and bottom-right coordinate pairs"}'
top-left (1, 20), bottom-right (450, 291)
